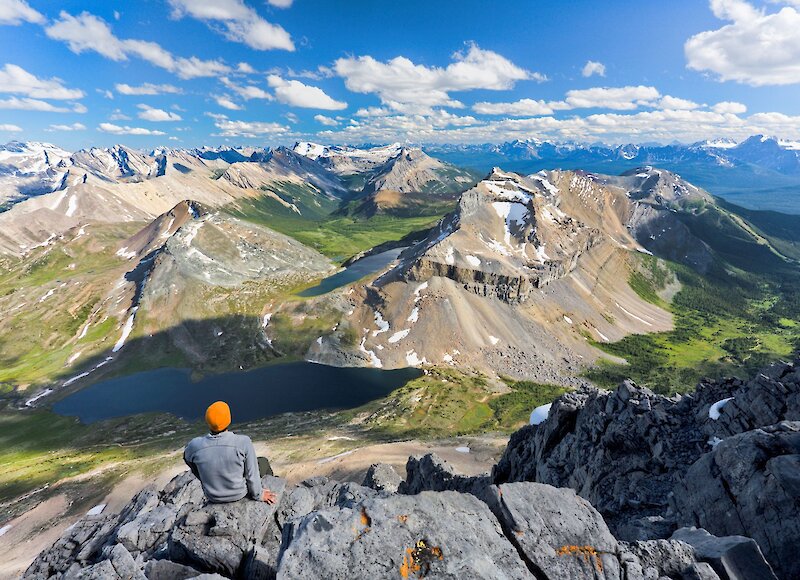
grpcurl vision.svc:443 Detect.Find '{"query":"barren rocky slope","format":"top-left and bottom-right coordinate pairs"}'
top-left (0, 145), bottom-right (345, 256)
top-left (311, 167), bottom-right (696, 383)
top-left (25, 360), bottom-right (798, 579)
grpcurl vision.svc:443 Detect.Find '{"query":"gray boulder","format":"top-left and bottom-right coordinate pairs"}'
top-left (143, 559), bottom-right (206, 580)
top-left (671, 528), bottom-right (777, 580)
top-left (61, 544), bottom-right (146, 580)
top-left (493, 382), bottom-right (705, 533)
top-left (399, 453), bottom-right (490, 496)
top-left (621, 539), bottom-right (709, 580)
top-left (493, 362), bottom-right (800, 542)
top-left (24, 472), bottom-right (288, 580)
top-left (275, 476), bottom-right (379, 530)
top-left (483, 482), bottom-right (621, 579)
top-left (681, 563), bottom-right (722, 580)
top-left (672, 422), bottom-right (799, 579)
top-left (361, 463), bottom-right (403, 494)
top-left (276, 490), bottom-right (532, 579)
top-left (704, 362), bottom-right (800, 440)
top-left (168, 475), bottom-right (286, 577)
top-left (24, 515), bottom-right (121, 579)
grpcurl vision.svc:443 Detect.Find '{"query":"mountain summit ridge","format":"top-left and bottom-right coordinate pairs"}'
top-left (24, 359), bottom-right (798, 579)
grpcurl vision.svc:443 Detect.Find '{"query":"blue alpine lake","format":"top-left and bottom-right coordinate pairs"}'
top-left (52, 362), bottom-right (422, 424)
top-left (296, 247), bottom-right (405, 297)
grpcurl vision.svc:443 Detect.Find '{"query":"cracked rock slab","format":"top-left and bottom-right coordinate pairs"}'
top-left (483, 482), bottom-right (621, 580)
top-left (276, 490), bottom-right (532, 579)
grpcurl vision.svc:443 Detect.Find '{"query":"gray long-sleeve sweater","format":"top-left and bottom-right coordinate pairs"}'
top-left (183, 430), bottom-right (263, 503)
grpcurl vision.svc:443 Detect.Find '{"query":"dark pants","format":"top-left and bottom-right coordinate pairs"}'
top-left (258, 456), bottom-right (273, 477)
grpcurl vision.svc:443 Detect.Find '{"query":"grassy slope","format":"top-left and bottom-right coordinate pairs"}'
top-left (587, 206), bottom-right (800, 394)
top-left (343, 368), bottom-right (567, 439)
top-left (226, 193), bottom-right (445, 262)
top-left (0, 224), bottom-right (140, 392)
top-left (716, 197), bottom-right (800, 261)
top-left (0, 410), bottom-right (195, 505)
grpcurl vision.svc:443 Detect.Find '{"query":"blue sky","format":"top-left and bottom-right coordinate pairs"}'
top-left (2, 0), bottom-right (800, 149)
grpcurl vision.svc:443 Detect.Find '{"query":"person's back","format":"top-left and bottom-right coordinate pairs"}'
top-left (184, 401), bottom-right (276, 504)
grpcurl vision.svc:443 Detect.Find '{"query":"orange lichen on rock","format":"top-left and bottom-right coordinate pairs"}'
top-left (360, 507), bottom-right (372, 527)
top-left (399, 548), bottom-right (417, 579)
top-left (353, 508), bottom-right (372, 542)
top-left (398, 514), bottom-right (409, 524)
top-left (556, 545), bottom-right (604, 571)
top-left (399, 539), bottom-right (444, 578)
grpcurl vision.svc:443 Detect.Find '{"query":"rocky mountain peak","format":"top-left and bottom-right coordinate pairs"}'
top-left (362, 146), bottom-right (467, 196)
top-left (397, 168), bottom-right (596, 302)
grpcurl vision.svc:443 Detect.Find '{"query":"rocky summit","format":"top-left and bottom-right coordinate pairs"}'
top-left (25, 360), bottom-right (799, 579)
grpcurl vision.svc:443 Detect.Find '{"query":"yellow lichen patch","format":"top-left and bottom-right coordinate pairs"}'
top-left (399, 539), bottom-right (445, 578)
top-left (398, 514), bottom-right (409, 524)
top-left (556, 545), bottom-right (603, 571)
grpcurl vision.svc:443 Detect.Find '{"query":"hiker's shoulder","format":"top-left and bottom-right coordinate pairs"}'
top-left (229, 432), bottom-right (253, 446)
top-left (184, 434), bottom-right (206, 452)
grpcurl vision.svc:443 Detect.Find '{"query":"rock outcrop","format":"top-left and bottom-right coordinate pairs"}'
top-left (672, 423), bottom-right (800, 580)
top-left (494, 359), bottom-right (799, 578)
top-left (28, 470), bottom-right (764, 580)
top-left (26, 361), bottom-right (797, 579)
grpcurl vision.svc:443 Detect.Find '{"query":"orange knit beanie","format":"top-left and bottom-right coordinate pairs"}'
top-left (205, 401), bottom-right (231, 433)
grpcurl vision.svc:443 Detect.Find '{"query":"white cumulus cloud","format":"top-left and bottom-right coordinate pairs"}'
top-left (209, 114), bottom-right (290, 138)
top-left (658, 95), bottom-right (701, 110)
top-left (167, 0), bottom-right (294, 51)
top-left (109, 109), bottom-right (132, 121)
top-left (0, 123), bottom-right (22, 132)
top-left (98, 122), bottom-right (166, 136)
top-left (137, 104), bottom-right (182, 122)
top-left (0, 0), bottom-right (43, 25)
top-left (47, 122), bottom-right (86, 131)
top-left (685, 0), bottom-right (800, 85)
top-left (712, 101), bottom-right (747, 114)
top-left (334, 44), bottom-right (539, 113)
top-left (214, 95), bottom-right (244, 110)
top-left (115, 83), bottom-right (183, 95)
top-left (46, 11), bottom-right (230, 79)
top-left (267, 75), bottom-right (347, 110)
top-left (317, 101), bottom-right (800, 146)
top-left (0, 96), bottom-right (82, 112)
top-left (473, 98), bottom-right (557, 116)
top-left (0, 63), bottom-right (84, 100)
top-left (582, 60), bottom-right (606, 77)
top-left (314, 114), bottom-right (339, 126)
top-left (564, 85), bottom-right (661, 110)
top-left (221, 77), bottom-right (272, 100)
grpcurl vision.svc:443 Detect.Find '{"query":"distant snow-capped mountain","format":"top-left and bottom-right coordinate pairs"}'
top-left (0, 141), bottom-right (72, 208)
top-left (424, 134), bottom-right (800, 175)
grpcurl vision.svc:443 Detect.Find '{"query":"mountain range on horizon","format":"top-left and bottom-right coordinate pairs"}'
top-left (3, 133), bottom-right (799, 218)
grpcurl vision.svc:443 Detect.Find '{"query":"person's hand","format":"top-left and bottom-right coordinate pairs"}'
top-left (262, 489), bottom-right (277, 504)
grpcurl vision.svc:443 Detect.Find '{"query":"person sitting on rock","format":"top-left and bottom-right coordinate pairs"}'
top-left (184, 401), bottom-right (277, 504)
